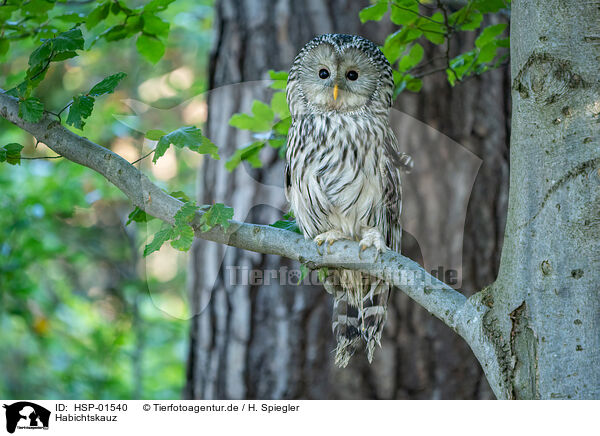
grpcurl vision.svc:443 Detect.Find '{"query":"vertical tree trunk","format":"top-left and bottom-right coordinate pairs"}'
top-left (483, 0), bottom-right (600, 399)
top-left (185, 0), bottom-right (509, 399)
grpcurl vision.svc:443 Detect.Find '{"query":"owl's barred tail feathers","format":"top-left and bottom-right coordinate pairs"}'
top-left (324, 271), bottom-right (390, 367)
top-left (327, 278), bottom-right (361, 368)
top-left (361, 279), bottom-right (390, 363)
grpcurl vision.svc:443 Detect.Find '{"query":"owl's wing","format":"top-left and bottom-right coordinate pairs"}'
top-left (381, 129), bottom-right (412, 252)
top-left (284, 162), bottom-right (291, 201)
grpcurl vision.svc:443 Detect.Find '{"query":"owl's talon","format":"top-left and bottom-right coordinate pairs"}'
top-left (314, 230), bottom-right (349, 255)
top-left (358, 228), bottom-right (387, 262)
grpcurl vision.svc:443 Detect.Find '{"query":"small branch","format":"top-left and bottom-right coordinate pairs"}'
top-left (20, 155), bottom-right (63, 160)
top-left (438, 0), bottom-right (460, 83)
top-left (130, 149), bottom-right (155, 165)
top-left (0, 87), bottom-right (467, 330)
top-left (413, 65), bottom-right (448, 78)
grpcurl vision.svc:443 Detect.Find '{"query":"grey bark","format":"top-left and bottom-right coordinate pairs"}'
top-left (482, 0), bottom-right (600, 399)
top-left (185, 0), bottom-right (509, 399)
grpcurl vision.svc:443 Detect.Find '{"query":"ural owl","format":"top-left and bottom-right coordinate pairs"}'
top-left (285, 34), bottom-right (413, 367)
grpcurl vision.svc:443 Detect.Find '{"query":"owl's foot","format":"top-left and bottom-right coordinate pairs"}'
top-left (358, 228), bottom-right (387, 261)
top-left (314, 230), bottom-right (349, 255)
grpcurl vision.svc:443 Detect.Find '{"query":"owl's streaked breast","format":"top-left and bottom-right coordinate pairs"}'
top-left (286, 111), bottom-right (388, 239)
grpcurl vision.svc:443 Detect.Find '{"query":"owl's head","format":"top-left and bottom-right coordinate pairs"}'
top-left (287, 34), bottom-right (393, 115)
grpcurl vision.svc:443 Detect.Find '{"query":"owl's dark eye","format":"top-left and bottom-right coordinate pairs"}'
top-left (346, 70), bottom-right (358, 81)
top-left (318, 69), bottom-right (330, 79)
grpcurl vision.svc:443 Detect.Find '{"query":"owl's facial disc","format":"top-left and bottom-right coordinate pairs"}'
top-left (299, 44), bottom-right (380, 112)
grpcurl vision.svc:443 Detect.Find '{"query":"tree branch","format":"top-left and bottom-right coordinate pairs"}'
top-left (0, 89), bottom-right (508, 398)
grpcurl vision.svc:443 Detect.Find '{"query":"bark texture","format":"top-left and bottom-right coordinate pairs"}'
top-left (482, 0), bottom-right (600, 399)
top-left (185, 0), bottom-right (509, 399)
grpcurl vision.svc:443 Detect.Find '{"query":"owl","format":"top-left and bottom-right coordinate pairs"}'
top-left (285, 34), bottom-right (413, 367)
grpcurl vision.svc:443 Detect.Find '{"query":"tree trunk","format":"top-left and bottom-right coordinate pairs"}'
top-left (185, 0), bottom-right (509, 399)
top-left (482, 0), bottom-right (600, 399)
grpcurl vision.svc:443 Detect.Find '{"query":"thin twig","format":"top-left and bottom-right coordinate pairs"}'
top-left (438, 0), bottom-right (460, 83)
top-left (391, 3), bottom-right (444, 24)
top-left (413, 65), bottom-right (448, 78)
top-left (131, 149), bottom-right (155, 165)
top-left (20, 155), bottom-right (63, 160)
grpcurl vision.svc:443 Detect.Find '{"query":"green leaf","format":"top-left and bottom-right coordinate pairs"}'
top-left (189, 134), bottom-right (220, 160)
top-left (22, 0), bottom-right (53, 16)
top-left (398, 43), bottom-right (424, 71)
top-left (52, 51), bottom-right (78, 62)
top-left (229, 100), bottom-right (274, 132)
top-left (174, 201), bottom-right (198, 227)
top-left (52, 28), bottom-right (85, 53)
top-left (146, 129), bottom-right (166, 140)
top-left (299, 264), bottom-right (308, 282)
top-left (473, 0), bottom-right (508, 13)
top-left (101, 24), bottom-right (131, 42)
top-left (0, 5), bottom-right (17, 22)
top-left (451, 8), bottom-right (483, 31)
top-left (390, 0), bottom-right (418, 25)
top-left (359, 1), bottom-right (388, 23)
top-left (475, 23), bottom-right (507, 48)
top-left (170, 225), bottom-right (194, 251)
top-left (153, 127), bottom-right (219, 163)
top-left (125, 15), bottom-right (144, 33)
top-left (252, 100), bottom-right (275, 123)
top-left (88, 72), bottom-right (127, 97)
top-left (478, 43), bottom-right (498, 63)
top-left (268, 138), bottom-right (286, 149)
top-left (56, 13), bottom-right (87, 24)
top-left (270, 92), bottom-right (290, 119)
top-left (406, 76), bottom-right (423, 92)
top-left (143, 0), bottom-right (176, 12)
top-left (126, 207), bottom-right (154, 225)
top-left (273, 117), bottom-right (291, 136)
top-left (270, 219), bottom-right (302, 234)
top-left (269, 70), bottom-right (288, 90)
top-left (169, 191), bottom-right (190, 202)
top-left (143, 224), bottom-right (173, 256)
top-left (28, 41), bottom-right (52, 68)
top-left (199, 203), bottom-right (234, 232)
top-left (19, 98), bottom-right (44, 123)
top-left (136, 34), bottom-right (165, 64)
top-left (66, 95), bottom-right (95, 130)
top-left (382, 31), bottom-right (406, 63)
top-left (87, 1), bottom-right (110, 29)
top-left (0, 143), bottom-right (24, 165)
top-left (318, 267), bottom-right (329, 283)
top-left (142, 13), bottom-right (170, 37)
top-left (419, 13), bottom-right (446, 45)
top-left (228, 114), bottom-right (256, 131)
top-left (225, 141), bottom-right (264, 171)
top-left (0, 39), bottom-right (9, 57)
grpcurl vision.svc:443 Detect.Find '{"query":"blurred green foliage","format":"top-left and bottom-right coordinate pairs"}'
top-left (0, 0), bottom-right (214, 399)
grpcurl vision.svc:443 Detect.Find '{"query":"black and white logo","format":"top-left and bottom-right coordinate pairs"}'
top-left (3, 402), bottom-right (50, 434)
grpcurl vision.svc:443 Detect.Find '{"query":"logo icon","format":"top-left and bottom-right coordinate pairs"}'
top-left (3, 402), bottom-right (50, 434)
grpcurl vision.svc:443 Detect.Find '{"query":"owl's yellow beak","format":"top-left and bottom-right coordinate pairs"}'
top-left (333, 84), bottom-right (339, 101)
